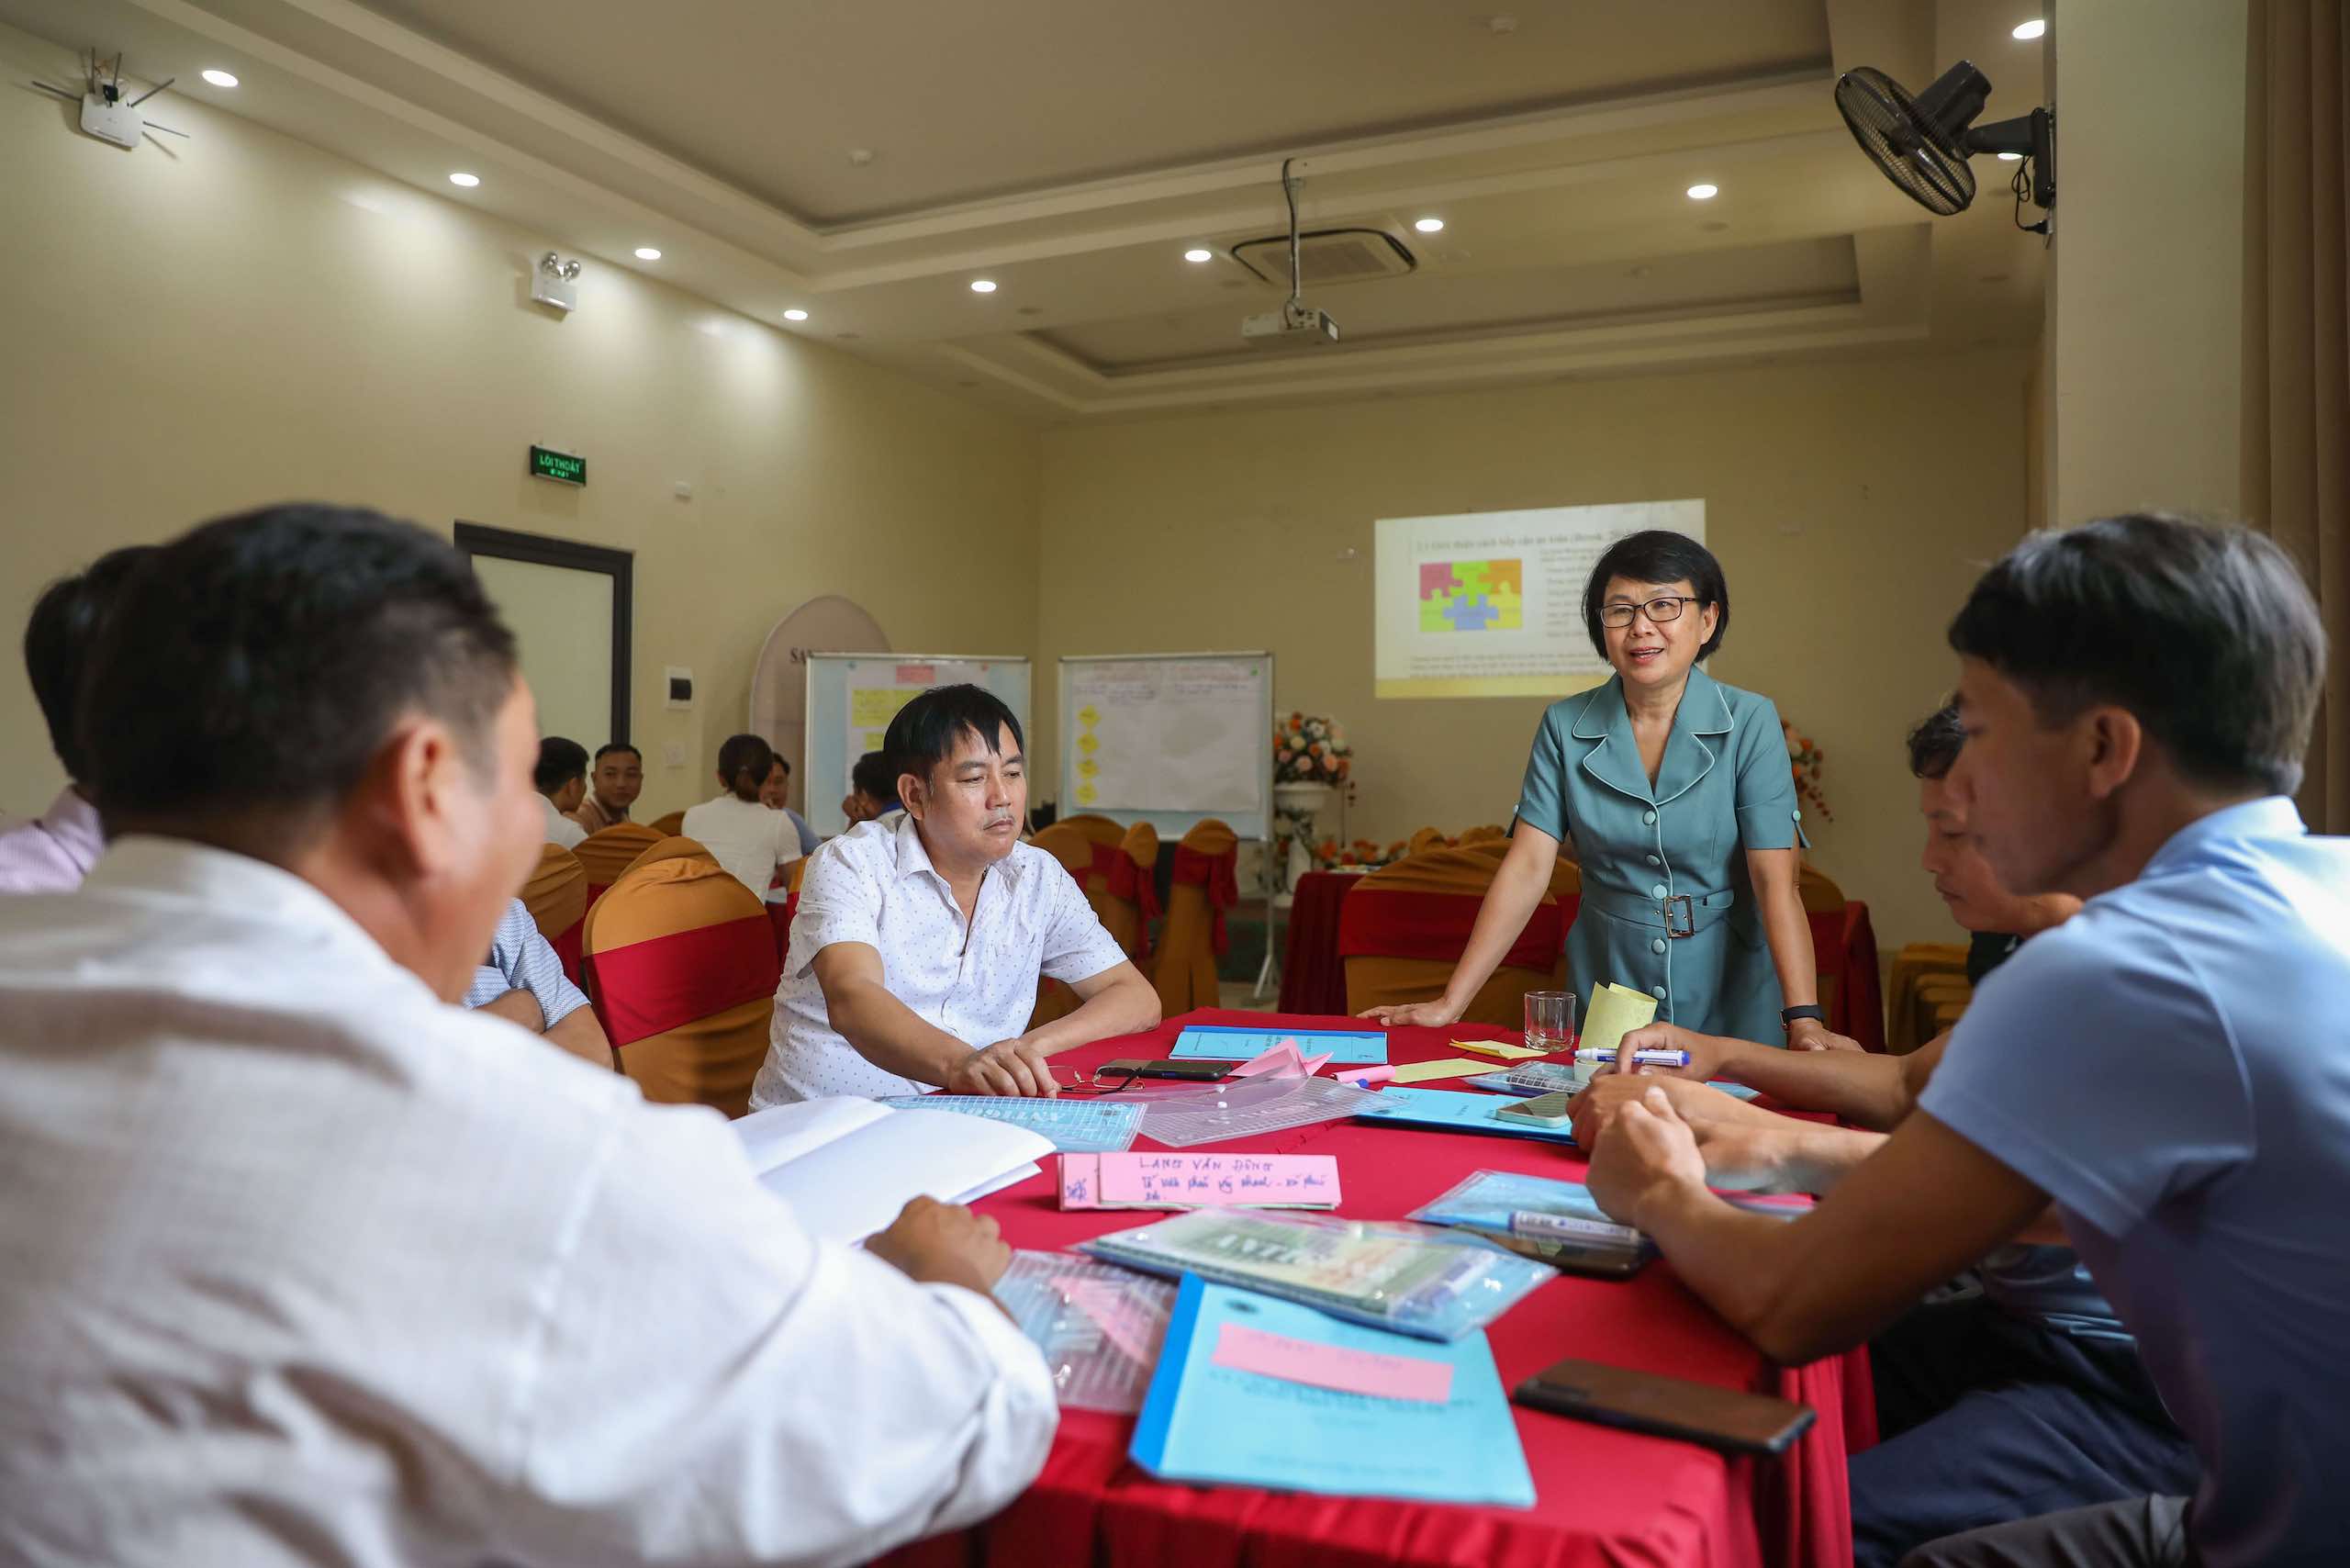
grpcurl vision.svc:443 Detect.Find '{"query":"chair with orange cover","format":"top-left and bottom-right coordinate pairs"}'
top-left (582, 836), bottom-right (780, 1118)
top-left (1027, 821), bottom-right (1160, 1028)
top-left (1457, 823), bottom-right (1507, 846)
top-left (574, 822), bottom-right (664, 904)
top-left (1151, 819), bottom-right (1239, 1016)
top-left (1405, 825), bottom-right (1449, 857)
top-left (1341, 844), bottom-right (1582, 1026)
top-left (648, 809), bottom-right (686, 838)
top-left (520, 842), bottom-right (588, 985)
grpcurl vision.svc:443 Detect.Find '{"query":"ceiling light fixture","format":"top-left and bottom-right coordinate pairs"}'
top-left (1413, 217), bottom-right (1445, 233)
top-left (1998, 151), bottom-right (2023, 160)
top-left (2012, 18), bottom-right (2046, 39)
top-left (633, 247), bottom-right (661, 261)
top-left (969, 279), bottom-right (997, 293)
top-left (448, 171), bottom-right (479, 187)
top-left (200, 69), bottom-right (238, 87)
top-left (783, 308), bottom-right (809, 321)
top-left (1686, 183), bottom-right (1718, 200)
top-left (1183, 248), bottom-right (1213, 263)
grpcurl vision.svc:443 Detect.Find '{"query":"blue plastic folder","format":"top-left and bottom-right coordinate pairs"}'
top-left (878, 1094), bottom-right (1143, 1154)
top-left (1130, 1276), bottom-right (1537, 1508)
top-left (1169, 1025), bottom-right (1389, 1066)
top-left (1353, 1085), bottom-right (1583, 1142)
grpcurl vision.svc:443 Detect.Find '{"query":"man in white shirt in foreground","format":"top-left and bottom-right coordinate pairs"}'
top-left (0, 504), bottom-right (1056, 1567)
top-left (751, 685), bottom-right (1161, 1105)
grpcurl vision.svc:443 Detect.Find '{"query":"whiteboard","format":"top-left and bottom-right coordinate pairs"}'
top-left (1056, 653), bottom-right (1273, 841)
top-left (802, 653), bottom-right (1032, 837)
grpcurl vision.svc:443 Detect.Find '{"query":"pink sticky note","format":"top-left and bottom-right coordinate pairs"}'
top-left (1054, 1276), bottom-right (1167, 1364)
top-left (1058, 1154), bottom-right (1102, 1211)
top-left (1211, 1320), bottom-right (1453, 1404)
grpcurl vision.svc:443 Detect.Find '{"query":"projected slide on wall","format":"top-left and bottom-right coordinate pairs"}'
top-left (1373, 500), bottom-right (1706, 699)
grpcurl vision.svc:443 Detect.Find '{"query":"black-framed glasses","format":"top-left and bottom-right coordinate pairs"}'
top-left (1598, 595), bottom-right (1702, 629)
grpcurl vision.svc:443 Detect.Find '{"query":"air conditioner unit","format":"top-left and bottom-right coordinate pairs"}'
top-left (1231, 228), bottom-right (1417, 288)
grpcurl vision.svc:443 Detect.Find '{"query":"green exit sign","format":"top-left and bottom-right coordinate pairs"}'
top-left (529, 445), bottom-right (586, 486)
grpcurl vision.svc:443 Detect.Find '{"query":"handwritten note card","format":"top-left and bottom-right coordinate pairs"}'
top-left (1211, 1320), bottom-right (1453, 1404)
top-left (1060, 1153), bottom-right (1342, 1211)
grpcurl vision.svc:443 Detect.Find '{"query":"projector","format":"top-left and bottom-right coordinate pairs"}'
top-left (1241, 301), bottom-right (1341, 347)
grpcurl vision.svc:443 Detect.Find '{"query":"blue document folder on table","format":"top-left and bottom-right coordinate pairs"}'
top-left (1130, 1275), bottom-right (1537, 1507)
top-left (1169, 1025), bottom-right (1389, 1066)
top-left (1353, 1085), bottom-right (1583, 1142)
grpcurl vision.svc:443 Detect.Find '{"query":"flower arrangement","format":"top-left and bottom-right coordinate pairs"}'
top-left (1273, 712), bottom-right (1351, 787)
top-left (1312, 836), bottom-right (1414, 871)
top-left (1784, 719), bottom-right (1833, 823)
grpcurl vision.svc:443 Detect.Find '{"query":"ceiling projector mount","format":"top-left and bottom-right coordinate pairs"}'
top-left (1836, 61), bottom-right (2053, 230)
top-left (1241, 157), bottom-right (1341, 348)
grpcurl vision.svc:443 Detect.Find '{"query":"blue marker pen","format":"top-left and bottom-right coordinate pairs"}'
top-left (1572, 1047), bottom-right (1692, 1070)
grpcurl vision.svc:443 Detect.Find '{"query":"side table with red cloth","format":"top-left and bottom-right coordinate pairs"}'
top-left (885, 1009), bottom-right (1869, 1568)
top-left (1277, 869), bottom-right (1358, 1014)
top-left (1807, 902), bottom-right (1885, 1053)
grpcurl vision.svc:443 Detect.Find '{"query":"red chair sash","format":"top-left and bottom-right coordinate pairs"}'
top-left (551, 918), bottom-right (584, 988)
top-left (1170, 842), bottom-right (1239, 956)
top-left (1087, 842), bottom-right (1161, 958)
top-left (1337, 888), bottom-right (1572, 972)
top-left (587, 916), bottom-right (781, 1047)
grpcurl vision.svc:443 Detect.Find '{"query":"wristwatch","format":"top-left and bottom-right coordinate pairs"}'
top-left (1780, 1004), bottom-right (1827, 1033)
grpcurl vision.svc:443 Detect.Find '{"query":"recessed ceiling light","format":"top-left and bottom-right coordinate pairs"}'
top-left (1997, 151), bottom-right (2024, 161)
top-left (969, 279), bottom-right (997, 293)
top-left (1686, 183), bottom-right (1719, 201)
top-left (1183, 247), bottom-right (1214, 263)
top-left (200, 69), bottom-right (238, 88)
top-left (1413, 217), bottom-right (1446, 233)
top-left (448, 172), bottom-right (480, 187)
top-left (2012, 18), bottom-right (2046, 39)
top-left (783, 308), bottom-right (809, 321)
top-left (634, 247), bottom-right (662, 261)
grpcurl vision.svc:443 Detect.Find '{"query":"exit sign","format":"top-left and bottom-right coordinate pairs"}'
top-left (529, 445), bottom-right (586, 486)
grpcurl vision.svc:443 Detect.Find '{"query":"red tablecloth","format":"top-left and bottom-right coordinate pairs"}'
top-left (1277, 871), bottom-right (1360, 1014)
top-left (889, 1009), bottom-right (1871, 1568)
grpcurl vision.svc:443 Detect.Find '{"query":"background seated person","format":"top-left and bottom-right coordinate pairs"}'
top-left (1572, 701), bottom-right (2186, 1568)
top-left (569, 741), bottom-right (641, 833)
top-left (841, 748), bottom-right (903, 826)
top-left (751, 685), bottom-right (1159, 1105)
top-left (465, 897), bottom-right (613, 1069)
top-left (0, 545), bottom-right (151, 892)
top-left (532, 735), bottom-right (589, 848)
top-left (0, 504), bottom-right (1055, 1564)
top-left (683, 733), bottom-right (803, 896)
top-left (758, 753), bottom-right (820, 857)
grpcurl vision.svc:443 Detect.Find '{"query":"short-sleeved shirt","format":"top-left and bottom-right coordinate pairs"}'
top-left (680, 794), bottom-right (802, 898)
top-left (0, 787), bottom-right (106, 894)
top-left (1516, 665), bottom-right (1806, 1043)
top-left (1920, 797), bottom-right (2350, 1568)
top-left (463, 899), bottom-right (589, 1026)
top-left (750, 813), bottom-right (1129, 1104)
top-left (539, 794), bottom-right (587, 850)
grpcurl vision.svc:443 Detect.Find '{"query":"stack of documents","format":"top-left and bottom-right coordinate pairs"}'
top-left (733, 1098), bottom-right (1049, 1245)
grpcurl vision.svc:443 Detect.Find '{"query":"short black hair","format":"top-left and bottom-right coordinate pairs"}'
top-left (593, 743), bottom-right (642, 767)
top-left (1906, 703), bottom-right (1965, 780)
top-left (534, 735), bottom-right (589, 793)
top-left (23, 545), bottom-right (154, 780)
top-left (851, 749), bottom-right (898, 803)
top-left (1583, 530), bottom-right (1729, 661)
top-left (716, 732), bottom-right (775, 801)
top-left (883, 684), bottom-right (1023, 789)
top-left (1949, 514), bottom-right (2325, 797)
top-left (76, 505), bottom-right (516, 834)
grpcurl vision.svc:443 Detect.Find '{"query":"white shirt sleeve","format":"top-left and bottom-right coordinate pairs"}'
top-left (787, 843), bottom-right (883, 980)
top-left (498, 1103), bottom-right (1057, 1566)
top-left (1035, 857), bottom-right (1130, 986)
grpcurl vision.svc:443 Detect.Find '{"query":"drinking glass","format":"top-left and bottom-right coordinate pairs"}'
top-left (1524, 991), bottom-right (1575, 1057)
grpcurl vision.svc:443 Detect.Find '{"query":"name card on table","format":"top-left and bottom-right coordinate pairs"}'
top-left (1060, 1152), bottom-right (1342, 1211)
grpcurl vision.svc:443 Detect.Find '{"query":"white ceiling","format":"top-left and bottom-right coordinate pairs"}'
top-left (1, 0), bottom-right (2051, 421)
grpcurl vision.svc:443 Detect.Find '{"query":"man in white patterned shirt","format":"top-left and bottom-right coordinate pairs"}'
top-left (751, 685), bottom-right (1160, 1105)
top-left (0, 506), bottom-right (1055, 1567)
top-left (464, 897), bottom-right (611, 1067)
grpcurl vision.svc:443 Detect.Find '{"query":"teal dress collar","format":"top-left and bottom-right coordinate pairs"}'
top-left (1570, 664), bottom-right (1737, 809)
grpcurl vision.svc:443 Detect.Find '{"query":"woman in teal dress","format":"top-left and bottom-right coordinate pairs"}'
top-left (1364, 531), bottom-right (1831, 1048)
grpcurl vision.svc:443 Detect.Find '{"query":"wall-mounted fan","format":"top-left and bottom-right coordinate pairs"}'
top-left (1836, 61), bottom-right (2053, 224)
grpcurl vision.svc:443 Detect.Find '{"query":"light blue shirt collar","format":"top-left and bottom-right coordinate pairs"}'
top-left (2143, 796), bottom-right (2307, 877)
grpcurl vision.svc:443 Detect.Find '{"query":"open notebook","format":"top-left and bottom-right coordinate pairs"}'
top-left (733, 1098), bottom-right (1052, 1246)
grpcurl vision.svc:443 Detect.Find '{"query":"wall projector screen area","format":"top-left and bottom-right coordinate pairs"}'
top-left (1372, 500), bottom-right (1705, 699)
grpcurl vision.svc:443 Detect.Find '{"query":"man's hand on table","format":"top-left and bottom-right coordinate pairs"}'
top-left (1570, 1072), bottom-right (1776, 1145)
top-left (866, 1196), bottom-right (1012, 1298)
top-left (1584, 1085), bottom-right (1712, 1227)
top-left (946, 1037), bottom-right (1058, 1097)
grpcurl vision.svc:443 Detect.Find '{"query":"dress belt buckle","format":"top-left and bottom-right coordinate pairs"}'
top-left (1662, 894), bottom-right (1695, 938)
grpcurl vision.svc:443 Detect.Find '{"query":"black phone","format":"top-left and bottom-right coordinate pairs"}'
top-left (1513, 1357), bottom-right (1816, 1455)
top-left (1098, 1058), bottom-right (1231, 1081)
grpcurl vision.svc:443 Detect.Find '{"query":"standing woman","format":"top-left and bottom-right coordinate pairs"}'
top-left (1363, 531), bottom-right (1831, 1048)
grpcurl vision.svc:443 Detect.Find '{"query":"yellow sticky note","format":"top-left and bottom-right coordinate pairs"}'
top-left (1389, 1058), bottom-right (1501, 1084)
top-left (1452, 1038), bottom-right (1552, 1061)
top-left (1581, 982), bottom-right (1659, 1058)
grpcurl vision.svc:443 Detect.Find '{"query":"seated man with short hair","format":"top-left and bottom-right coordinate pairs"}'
top-left (752, 685), bottom-right (1160, 1105)
top-left (569, 741), bottom-right (642, 833)
top-left (532, 735), bottom-right (590, 848)
top-left (842, 747), bottom-right (904, 826)
top-left (0, 505), bottom-right (1055, 1565)
top-left (466, 897), bottom-right (612, 1069)
top-left (0, 546), bottom-right (151, 892)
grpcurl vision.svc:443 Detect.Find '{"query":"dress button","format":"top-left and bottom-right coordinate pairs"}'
top-left (1651, 937), bottom-right (1666, 955)
top-left (1642, 810), bottom-right (1658, 825)
top-left (1650, 883), bottom-right (1668, 901)
top-left (1651, 986), bottom-right (1667, 1001)
top-left (1793, 809), bottom-right (1803, 821)
top-left (1645, 854), bottom-right (1660, 866)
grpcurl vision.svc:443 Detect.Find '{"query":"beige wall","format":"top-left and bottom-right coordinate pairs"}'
top-left (1037, 350), bottom-right (2033, 958)
top-left (0, 22), bottom-right (1038, 823)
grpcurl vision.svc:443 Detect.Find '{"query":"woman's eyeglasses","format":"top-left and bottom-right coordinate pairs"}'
top-left (1598, 595), bottom-right (1702, 629)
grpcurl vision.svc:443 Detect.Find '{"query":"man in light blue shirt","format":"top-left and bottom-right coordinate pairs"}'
top-left (465, 898), bottom-right (612, 1068)
top-left (1583, 514), bottom-right (2345, 1567)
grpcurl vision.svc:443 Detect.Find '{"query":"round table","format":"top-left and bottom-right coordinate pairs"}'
top-left (887, 1008), bottom-right (1872, 1568)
